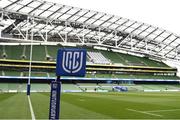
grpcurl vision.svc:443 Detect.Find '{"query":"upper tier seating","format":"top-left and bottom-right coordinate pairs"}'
top-left (87, 51), bottom-right (111, 64)
top-left (0, 45), bottom-right (168, 67)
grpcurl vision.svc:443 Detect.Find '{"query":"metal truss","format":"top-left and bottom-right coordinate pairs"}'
top-left (0, 0), bottom-right (180, 61)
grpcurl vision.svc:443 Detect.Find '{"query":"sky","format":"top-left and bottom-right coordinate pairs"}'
top-left (45, 0), bottom-right (180, 35)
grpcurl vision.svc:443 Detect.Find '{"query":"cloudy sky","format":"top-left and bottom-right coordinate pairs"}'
top-left (46, 0), bottom-right (180, 35)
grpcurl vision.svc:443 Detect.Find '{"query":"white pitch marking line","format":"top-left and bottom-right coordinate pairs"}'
top-left (127, 108), bottom-right (163, 117)
top-left (146, 109), bottom-right (180, 113)
top-left (28, 95), bottom-right (36, 120)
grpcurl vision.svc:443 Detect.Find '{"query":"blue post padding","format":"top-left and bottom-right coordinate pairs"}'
top-left (49, 80), bottom-right (61, 120)
top-left (27, 84), bottom-right (31, 95)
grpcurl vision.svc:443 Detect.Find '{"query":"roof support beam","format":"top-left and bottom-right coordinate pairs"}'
top-left (56, 7), bottom-right (73, 19)
top-left (16, 1), bottom-right (34, 12)
top-left (114, 19), bottom-right (129, 30)
top-left (140, 30), bottom-right (165, 49)
top-left (90, 14), bottom-right (106, 25)
top-left (83, 12), bottom-right (98, 23)
top-left (38, 4), bottom-right (54, 16)
top-left (158, 37), bottom-right (179, 53)
top-left (4, 13), bottom-right (25, 39)
top-left (28, 2), bottom-right (46, 15)
top-left (164, 38), bottom-right (180, 56)
top-left (117, 34), bottom-right (131, 47)
top-left (130, 23), bottom-right (144, 33)
top-left (156, 33), bottom-right (173, 52)
top-left (47, 5), bottom-right (65, 18)
top-left (98, 15), bottom-right (114, 26)
top-left (122, 21), bottom-right (137, 32)
top-left (134, 27), bottom-right (158, 47)
top-left (137, 25), bottom-right (151, 36)
top-left (66, 9), bottom-right (82, 20)
top-left (3, 0), bottom-right (21, 9)
top-left (74, 10), bottom-right (89, 22)
top-left (106, 18), bottom-right (121, 28)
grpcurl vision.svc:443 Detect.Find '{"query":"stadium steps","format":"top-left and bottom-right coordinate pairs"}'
top-left (164, 85), bottom-right (180, 90)
top-left (101, 51), bottom-right (126, 65)
top-left (18, 83), bottom-right (27, 92)
top-left (77, 83), bottom-right (100, 91)
top-left (0, 46), bottom-right (8, 59)
top-left (62, 84), bottom-right (82, 91)
top-left (118, 53), bottom-right (145, 66)
top-left (0, 83), bottom-right (9, 92)
top-left (20, 45), bottom-right (47, 61)
top-left (0, 45), bottom-right (170, 68)
top-left (0, 46), bottom-right (3, 59)
top-left (46, 45), bottom-right (60, 59)
top-left (21, 72), bottom-right (49, 77)
top-left (98, 83), bottom-right (119, 91)
top-left (124, 85), bottom-right (144, 91)
top-left (4, 71), bottom-right (21, 76)
top-left (115, 74), bottom-right (136, 79)
top-left (32, 46), bottom-right (46, 61)
top-left (31, 83), bottom-right (50, 92)
top-left (85, 73), bottom-right (114, 78)
top-left (141, 85), bottom-right (166, 90)
top-left (139, 57), bottom-right (168, 67)
top-left (48, 72), bottom-right (56, 77)
top-left (4, 46), bottom-right (23, 60)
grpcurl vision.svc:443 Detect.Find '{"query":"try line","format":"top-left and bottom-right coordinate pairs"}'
top-left (28, 95), bottom-right (36, 120)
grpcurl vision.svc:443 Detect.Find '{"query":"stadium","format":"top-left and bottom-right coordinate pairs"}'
top-left (0, 0), bottom-right (180, 119)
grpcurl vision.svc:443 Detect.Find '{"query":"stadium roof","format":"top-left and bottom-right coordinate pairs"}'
top-left (0, 0), bottom-right (180, 61)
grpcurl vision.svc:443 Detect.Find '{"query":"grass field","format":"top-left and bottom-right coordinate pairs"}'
top-left (1, 92), bottom-right (180, 119)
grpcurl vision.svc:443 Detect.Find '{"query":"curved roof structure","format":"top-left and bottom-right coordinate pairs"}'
top-left (0, 0), bottom-right (180, 61)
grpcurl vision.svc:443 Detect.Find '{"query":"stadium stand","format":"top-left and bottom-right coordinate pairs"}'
top-left (0, 0), bottom-right (180, 95)
top-left (62, 84), bottom-right (82, 92)
top-left (87, 51), bottom-right (111, 64)
top-left (31, 83), bottom-right (50, 92)
top-left (0, 45), bottom-right (179, 82)
top-left (0, 45), bottom-right (170, 67)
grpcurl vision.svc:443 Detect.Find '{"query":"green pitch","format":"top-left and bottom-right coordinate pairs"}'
top-left (1, 92), bottom-right (180, 119)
